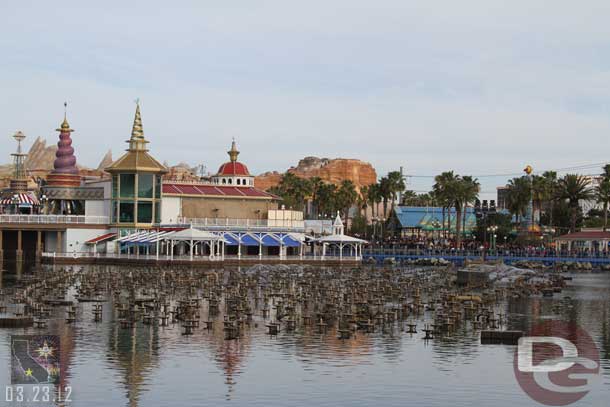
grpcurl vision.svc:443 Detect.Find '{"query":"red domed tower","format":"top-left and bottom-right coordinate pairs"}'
top-left (213, 140), bottom-right (254, 187)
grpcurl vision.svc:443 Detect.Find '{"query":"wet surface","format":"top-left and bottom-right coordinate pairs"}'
top-left (0, 263), bottom-right (608, 407)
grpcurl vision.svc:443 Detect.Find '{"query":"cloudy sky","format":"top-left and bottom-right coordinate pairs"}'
top-left (2, 1), bottom-right (610, 199)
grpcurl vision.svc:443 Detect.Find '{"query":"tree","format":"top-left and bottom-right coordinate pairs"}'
top-left (433, 171), bottom-right (459, 239)
top-left (596, 179), bottom-right (610, 231)
top-left (556, 174), bottom-right (594, 233)
top-left (309, 176), bottom-right (325, 219)
top-left (506, 176), bottom-right (531, 224)
top-left (459, 176), bottom-right (480, 245)
top-left (386, 170), bottom-right (406, 216)
top-left (336, 180), bottom-right (358, 223)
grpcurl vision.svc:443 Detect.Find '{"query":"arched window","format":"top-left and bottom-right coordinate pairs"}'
top-left (228, 178), bottom-right (233, 184)
top-left (237, 179), bottom-right (241, 185)
top-left (222, 178), bottom-right (226, 184)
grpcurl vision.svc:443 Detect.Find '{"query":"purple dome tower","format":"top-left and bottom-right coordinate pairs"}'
top-left (47, 106), bottom-right (81, 187)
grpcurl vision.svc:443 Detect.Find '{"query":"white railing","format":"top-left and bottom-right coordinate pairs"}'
top-left (0, 215), bottom-right (109, 225)
top-left (41, 252), bottom-right (358, 262)
top-left (177, 217), bottom-right (305, 231)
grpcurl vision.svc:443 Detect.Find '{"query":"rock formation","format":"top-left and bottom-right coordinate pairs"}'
top-left (24, 137), bottom-right (57, 171)
top-left (255, 157), bottom-right (377, 191)
top-left (97, 150), bottom-right (113, 171)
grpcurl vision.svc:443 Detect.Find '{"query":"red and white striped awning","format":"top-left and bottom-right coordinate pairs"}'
top-left (0, 192), bottom-right (40, 206)
top-left (85, 233), bottom-right (117, 245)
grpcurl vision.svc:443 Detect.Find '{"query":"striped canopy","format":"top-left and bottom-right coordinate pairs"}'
top-left (0, 192), bottom-right (40, 206)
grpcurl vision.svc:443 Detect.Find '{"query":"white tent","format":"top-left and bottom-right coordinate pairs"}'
top-left (164, 227), bottom-right (225, 260)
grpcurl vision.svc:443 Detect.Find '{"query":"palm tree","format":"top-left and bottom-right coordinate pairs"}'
top-left (460, 176), bottom-right (480, 243)
top-left (386, 170), bottom-right (406, 216)
top-left (359, 185), bottom-right (369, 217)
top-left (309, 176), bottom-right (324, 219)
top-left (506, 176), bottom-right (531, 224)
top-left (433, 171), bottom-right (459, 239)
top-left (336, 180), bottom-right (358, 223)
top-left (541, 171), bottom-right (558, 229)
top-left (596, 179), bottom-right (610, 231)
top-left (557, 174), bottom-right (594, 233)
top-left (378, 177), bottom-right (392, 219)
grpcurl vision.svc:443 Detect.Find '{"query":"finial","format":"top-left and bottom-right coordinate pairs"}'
top-left (228, 138), bottom-right (240, 162)
top-left (131, 99), bottom-right (144, 140)
top-left (57, 102), bottom-right (73, 132)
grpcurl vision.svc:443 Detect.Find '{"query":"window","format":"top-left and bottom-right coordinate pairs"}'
top-left (154, 202), bottom-right (161, 223)
top-left (138, 173), bottom-right (154, 198)
top-left (222, 179), bottom-right (226, 184)
top-left (237, 179), bottom-right (241, 185)
top-left (111, 200), bottom-right (118, 222)
top-left (119, 174), bottom-right (135, 198)
top-left (155, 175), bottom-right (161, 198)
top-left (119, 201), bottom-right (135, 223)
top-left (228, 178), bottom-right (233, 184)
top-left (137, 202), bottom-right (153, 223)
top-left (112, 175), bottom-right (119, 198)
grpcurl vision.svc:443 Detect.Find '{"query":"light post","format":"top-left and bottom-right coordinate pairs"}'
top-left (487, 225), bottom-right (498, 251)
top-left (11, 194), bottom-right (19, 214)
top-left (40, 194), bottom-right (48, 215)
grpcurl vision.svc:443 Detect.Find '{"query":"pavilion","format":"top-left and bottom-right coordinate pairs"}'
top-left (316, 212), bottom-right (366, 260)
top-left (554, 230), bottom-right (610, 253)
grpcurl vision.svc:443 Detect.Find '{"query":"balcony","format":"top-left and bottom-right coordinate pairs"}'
top-left (0, 214), bottom-right (109, 225)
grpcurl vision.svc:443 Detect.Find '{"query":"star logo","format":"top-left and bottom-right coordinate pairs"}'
top-left (25, 368), bottom-right (33, 377)
top-left (36, 341), bottom-right (55, 359)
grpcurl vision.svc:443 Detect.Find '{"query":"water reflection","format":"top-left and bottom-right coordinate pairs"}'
top-left (0, 264), bottom-right (608, 407)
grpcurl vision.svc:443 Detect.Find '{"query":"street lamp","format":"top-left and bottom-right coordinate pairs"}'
top-left (475, 199), bottom-right (496, 259)
top-left (40, 194), bottom-right (48, 215)
top-left (487, 225), bottom-right (498, 250)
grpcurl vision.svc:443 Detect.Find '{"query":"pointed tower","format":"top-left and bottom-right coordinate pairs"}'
top-left (332, 211), bottom-right (345, 235)
top-left (47, 106), bottom-right (82, 187)
top-left (9, 131), bottom-right (29, 192)
top-left (106, 101), bottom-right (168, 228)
top-left (213, 139), bottom-right (254, 187)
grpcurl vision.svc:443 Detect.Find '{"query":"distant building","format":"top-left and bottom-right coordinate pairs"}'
top-left (496, 186), bottom-right (509, 211)
top-left (387, 206), bottom-right (476, 238)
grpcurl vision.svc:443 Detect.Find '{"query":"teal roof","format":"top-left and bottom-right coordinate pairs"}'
top-left (393, 206), bottom-right (476, 232)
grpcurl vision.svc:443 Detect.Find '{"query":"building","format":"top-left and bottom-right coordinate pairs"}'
top-left (387, 206), bottom-right (476, 238)
top-left (554, 230), bottom-right (610, 253)
top-left (1, 102), bottom-right (365, 263)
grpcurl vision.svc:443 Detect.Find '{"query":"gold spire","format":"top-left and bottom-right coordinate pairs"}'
top-left (131, 100), bottom-right (144, 140)
top-left (56, 102), bottom-right (73, 132)
top-left (127, 100), bottom-right (149, 151)
top-left (228, 138), bottom-right (239, 162)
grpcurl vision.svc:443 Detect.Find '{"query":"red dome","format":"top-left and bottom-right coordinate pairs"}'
top-left (217, 161), bottom-right (250, 176)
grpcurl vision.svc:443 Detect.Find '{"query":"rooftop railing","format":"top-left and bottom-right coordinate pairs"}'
top-left (0, 214), bottom-right (109, 225)
top-left (177, 217), bottom-right (305, 231)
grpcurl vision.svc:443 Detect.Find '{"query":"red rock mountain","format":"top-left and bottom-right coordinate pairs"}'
top-left (255, 157), bottom-right (377, 191)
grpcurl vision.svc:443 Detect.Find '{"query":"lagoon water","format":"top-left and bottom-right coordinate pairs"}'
top-left (0, 264), bottom-right (609, 407)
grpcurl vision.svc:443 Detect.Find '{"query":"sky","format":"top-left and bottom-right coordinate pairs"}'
top-left (2, 1), bottom-right (610, 200)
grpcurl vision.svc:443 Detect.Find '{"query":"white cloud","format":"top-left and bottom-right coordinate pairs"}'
top-left (1, 0), bottom-right (609, 201)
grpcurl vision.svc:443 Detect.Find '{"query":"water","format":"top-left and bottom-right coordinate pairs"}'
top-left (0, 263), bottom-right (609, 407)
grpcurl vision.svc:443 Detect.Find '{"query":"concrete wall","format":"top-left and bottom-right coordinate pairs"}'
top-left (65, 228), bottom-right (110, 254)
top-left (85, 200), bottom-right (108, 217)
top-left (161, 196), bottom-right (182, 223)
top-left (180, 197), bottom-right (278, 219)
